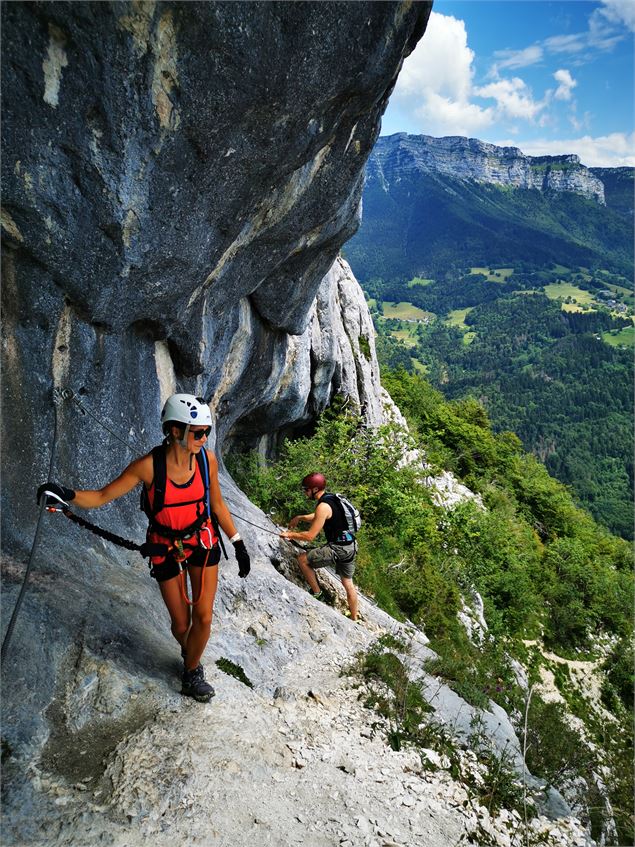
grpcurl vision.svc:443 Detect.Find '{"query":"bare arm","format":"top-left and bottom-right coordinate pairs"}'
top-left (288, 512), bottom-right (315, 529)
top-left (206, 450), bottom-right (239, 539)
top-left (72, 455), bottom-right (153, 509)
top-left (280, 502), bottom-right (331, 542)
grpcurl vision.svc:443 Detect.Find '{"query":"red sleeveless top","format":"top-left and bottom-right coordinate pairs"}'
top-left (145, 460), bottom-right (218, 564)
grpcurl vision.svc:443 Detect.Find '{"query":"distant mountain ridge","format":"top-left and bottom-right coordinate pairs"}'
top-left (345, 132), bottom-right (634, 541)
top-left (371, 134), bottom-right (606, 203)
top-left (346, 134), bottom-right (633, 281)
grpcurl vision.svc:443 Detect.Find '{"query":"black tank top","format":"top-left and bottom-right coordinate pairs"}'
top-left (320, 493), bottom-right (349, 543)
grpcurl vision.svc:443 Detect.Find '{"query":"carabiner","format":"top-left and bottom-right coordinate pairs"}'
top-left (199, 525), bottom-right (214, 550)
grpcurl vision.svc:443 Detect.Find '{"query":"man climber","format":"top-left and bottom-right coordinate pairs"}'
top-left (280, 473), bottom-right (358, 621)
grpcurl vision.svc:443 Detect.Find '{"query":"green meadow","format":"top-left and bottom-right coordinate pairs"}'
top-left (544, 282), bottom-right (596, 306)
top-left (602, 325), bottom-right (635, 347)
top-left (393, 327), bottom-right (419, 348)
top-left (407, 276), bottom-right (434, 288)
top-left (445, 307), bottom-right (474, 328)
top-left (383, 301), bottom-right (433, 321)
top-left (470, 266), bottom-right (514, 282)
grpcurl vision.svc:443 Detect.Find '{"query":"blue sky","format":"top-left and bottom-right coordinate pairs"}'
top-left (382, 0), bottom-right (634, 166)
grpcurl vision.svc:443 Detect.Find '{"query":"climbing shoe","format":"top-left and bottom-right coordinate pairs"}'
top-left (344, 610), bottom-right (360, 623)
top-left (181, 664), bottom-right (215, 703)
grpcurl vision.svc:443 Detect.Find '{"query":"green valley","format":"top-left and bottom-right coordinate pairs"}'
top-left (345, 135), bottom-right (634, 540)
top-left (364, 268), bottom-right (634, 539)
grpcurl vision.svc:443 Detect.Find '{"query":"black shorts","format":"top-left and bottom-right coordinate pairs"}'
top-left (150, 545), bottom-right (221, 582)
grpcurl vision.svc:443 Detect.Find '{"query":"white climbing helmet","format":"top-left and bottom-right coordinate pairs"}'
top-left (161, 394), bottom-right (212, 432)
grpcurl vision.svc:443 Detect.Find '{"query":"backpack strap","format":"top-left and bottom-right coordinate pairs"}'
top-left (151, 444), bottom-right (167, 515)
top-left (195, 449), bottom-right (209, 518)
top-left (140, 444), bottom-right (168, 519)
top-left (197, 448), bottom-right (228, 561)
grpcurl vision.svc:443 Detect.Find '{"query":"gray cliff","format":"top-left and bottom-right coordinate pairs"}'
top-left (1, 1), bottom-right (432, 839)
top-left (1, 0), bottom-right (429, 552)
top-left (370, 133), bottom-right (606, 203)
top-left (1, 5), bottom-right (589, 845)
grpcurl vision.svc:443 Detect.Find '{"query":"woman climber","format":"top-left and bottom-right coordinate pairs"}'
top-left (37, 393), bottom-right (251, 703)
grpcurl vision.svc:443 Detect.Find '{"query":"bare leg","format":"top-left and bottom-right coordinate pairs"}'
top-left (298, 552), bottom-right (320, 594)
top-left (341, 577), bottom-right (358, 621)
top-left (158, 575), bottom-right (190, 649)
top-left (184, 565), bottom-right (218, 671)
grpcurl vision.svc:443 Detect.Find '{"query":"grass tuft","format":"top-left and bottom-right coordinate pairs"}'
top-left (216, 657), bottom-right (254, 688)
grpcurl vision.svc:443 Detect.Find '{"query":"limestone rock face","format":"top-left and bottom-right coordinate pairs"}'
top-left (369, 134), bottom-right (606, 203)
top-left (1, 0), bottom-right (430, 553)
top-left (226, 255), bottom-right (384, 456)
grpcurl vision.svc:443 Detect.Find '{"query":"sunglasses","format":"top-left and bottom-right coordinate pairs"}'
top-left (190, 426), bottom-right (211, 441)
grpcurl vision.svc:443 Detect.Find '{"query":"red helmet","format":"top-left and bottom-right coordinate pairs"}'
top-left (302, 473), bottom-right (326, 491)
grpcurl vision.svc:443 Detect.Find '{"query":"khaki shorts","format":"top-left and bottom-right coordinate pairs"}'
top-left (307, 542), bottom-right (357, 579)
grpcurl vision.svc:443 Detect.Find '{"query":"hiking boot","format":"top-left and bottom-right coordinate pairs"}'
top-left (181, 664), bottom-right (215, 703)
top-left (308, 587), bottom-right (327, 603)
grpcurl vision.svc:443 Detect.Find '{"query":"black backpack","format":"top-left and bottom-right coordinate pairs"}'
top-left (321, 492), bottom-right (362, 541)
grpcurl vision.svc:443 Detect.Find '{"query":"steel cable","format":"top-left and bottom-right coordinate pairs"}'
top-left (5, 386), bottom-right (374, 637)
top-left (2, 393), bottom-right (63, 661)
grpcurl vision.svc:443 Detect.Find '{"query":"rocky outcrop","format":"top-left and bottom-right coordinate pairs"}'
top-left (0, 2), bottom-right (439, 841)
top-left (1, 1), bottom-right (430, 554)
top-left (225, 256), bottom-right (384, 457)
top-left (369, 134), bottom-right (606, 203)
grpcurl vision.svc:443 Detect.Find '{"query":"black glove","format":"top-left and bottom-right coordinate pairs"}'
top-left (37, 482), bottom-right (76, 508)
top-left (233, 539), bottom-right (250, 578)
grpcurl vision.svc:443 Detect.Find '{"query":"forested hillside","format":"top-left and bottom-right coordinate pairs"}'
top-left (590, 167), bottom-right (634, 218)
top-left (347, 168), bottom-right (633, 283)
top-left (344, 136), bottom-right (634, 538)
top-left (230, 379), bottom-right (634, 846)
top-left (370, 282), bottom-right (633, 538)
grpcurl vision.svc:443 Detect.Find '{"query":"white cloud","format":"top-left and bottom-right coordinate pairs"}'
top-left (587, 9), bottom-right (626, 50)
top-left (394, 12), bottom-right (475, 103)
top-left (569, 110), bottom-right (592, 132)
top-left (414, 92), bottom-right (495, 136)
top-left (553, 69), bottom-right (577, 101)
top-left (597, 0), bottom-right (635, 32)
top-left (475, 77), bottom-right (546, 120)
top-left (544, 33), bottom-right (587, 54)
top-left (492, 44), bottom-right (543, 72)
top-left (393, 12), bottom-right (551, 136)
top-left (392, 12), bottom-right (494, 136)
top-left (387, 8), bottom-right (630, 154)
top-left (537, 3), bottom-right (627, 59)
top-left (495, 132), bottom-right (635, 167)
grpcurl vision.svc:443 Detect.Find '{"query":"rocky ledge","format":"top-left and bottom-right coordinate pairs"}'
top-left (0, 537), bottom-right (593, 846)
